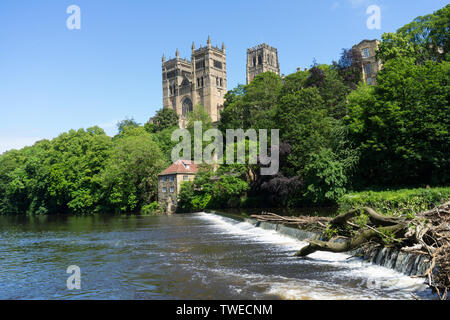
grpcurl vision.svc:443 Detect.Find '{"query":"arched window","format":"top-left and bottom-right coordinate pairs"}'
top-left (258, 55), bottom-right (262, 65)
top-left (182, 97), bottom-right (193, 116)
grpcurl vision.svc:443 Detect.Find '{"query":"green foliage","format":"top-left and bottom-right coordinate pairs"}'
top-left (117, 117), bottom-right (140, 134)
top-left (219, 72), bottom-right (282, 130)
top-left (377, 5), bottom-right (449, 64)
top-left (101, 130), bottom-right (167, 213)
top-left (151, 126), bottom-right (179, 163)
top-left (210, 174), bottom-right (249, 208)
top-left (347, 57), bottom-right (449, 186)
top-left (187, 104), bottom-right (213, 130)
top-left (177, 165), bottom-right (249, 211)
top-left (353, 211), bottom-right (370, 227)
top-left (146, 108), bottom-right (179, 133)
top-left (190, 194), bottom-right (212, 211)
top-left (323, 226), bottom-right (339, 240)
top-left (141, 202), bottom-right (160, 215)
top-left (303, 148), bottom-right (349, 204)
top-left (338, 187), bottom-right (450, 217)
top-left (377, 227), bottom-right (401, 245)
top-left (0, 123), bottom-right (170, 215)
top-left (177, 181), bottom-right (196, 212)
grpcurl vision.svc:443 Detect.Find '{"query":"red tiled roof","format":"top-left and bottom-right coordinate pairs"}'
top-left (159, 160), bottom-right (199, 176)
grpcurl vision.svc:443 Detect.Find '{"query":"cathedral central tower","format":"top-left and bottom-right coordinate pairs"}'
top-left (162, 37), bottom-right (227, 128)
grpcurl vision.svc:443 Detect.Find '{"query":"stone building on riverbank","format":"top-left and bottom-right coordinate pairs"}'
top-left (158, 160), bottom-right (198, 213)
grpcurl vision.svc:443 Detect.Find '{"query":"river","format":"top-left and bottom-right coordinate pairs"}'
top-left (0, 212), bottom-right (434, 300)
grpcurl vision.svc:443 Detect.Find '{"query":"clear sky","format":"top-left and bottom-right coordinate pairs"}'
top-left (0, 0), bottom-right (447, 153)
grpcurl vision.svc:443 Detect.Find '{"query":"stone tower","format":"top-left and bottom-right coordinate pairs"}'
top-left (246, 43), bottom-right (280, 84)
top-left (162, 37), bottom-right (227, 128)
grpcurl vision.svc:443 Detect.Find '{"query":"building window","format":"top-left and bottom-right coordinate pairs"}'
top-left (258, 55), bottom-right (262, 65)
top-left (183, 175), bottom-right (189, 181)
top-left (182, 98), bottom-right (193, 116)
top-left (367, 77), bottom-right (373, 85)
top-left (162, 187), bottom-right (167, 193)
top-left (195, 60), bottom-right (205, 70)
top-left (220, 78), bottom-right (223, 87)
top-left (253, 56), bottom-right (256, 67)
top-left (362, 48), bottom-right (370, 58)
top-left (364, 63), bottom-right (372, 75)
top-left (161, 176), bottom-right (166, 182)
top-left (169, 175), bottom-right (174, 182)
top-left (167, 70), bottom-right (176, 79)
top-left (213, 60), bottom-right (222, 69)
top-left (170, 186), bottom-right (174, 193)
top-left (201, 77), bottom-right (204, 87)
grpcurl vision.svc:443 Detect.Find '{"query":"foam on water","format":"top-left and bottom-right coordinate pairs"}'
top-left (195, 212), bottom-right (434, 300)
top-left (196, 212), bottom-right (306, 250)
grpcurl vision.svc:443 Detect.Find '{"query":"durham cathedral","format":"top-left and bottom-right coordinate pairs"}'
top-left (162, 37), bottom-right (280, 128)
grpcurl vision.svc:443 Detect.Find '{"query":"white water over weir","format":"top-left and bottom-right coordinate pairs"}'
top-left (200, 211), bottom-right (435, 300)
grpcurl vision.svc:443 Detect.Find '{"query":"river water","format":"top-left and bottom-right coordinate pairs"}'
top-left (0, 212), bottom-right (434, 300)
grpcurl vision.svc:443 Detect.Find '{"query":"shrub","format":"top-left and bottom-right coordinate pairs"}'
top-left (338, 187), bottom-right (450, 217)
top-left (141, 202), bottom-right (159, 215)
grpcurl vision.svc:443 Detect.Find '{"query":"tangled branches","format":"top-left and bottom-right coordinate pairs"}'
top-left (253, 200), bottom-right (450, 299)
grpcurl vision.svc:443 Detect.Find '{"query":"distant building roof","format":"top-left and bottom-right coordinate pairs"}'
top-left (159, 160), bottom-right (199, 176)
top-left (354, 39), bottom-right (379, 47)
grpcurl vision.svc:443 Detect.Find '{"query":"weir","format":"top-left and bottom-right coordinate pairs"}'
top-left (207, 210), bottom-right (431, 278)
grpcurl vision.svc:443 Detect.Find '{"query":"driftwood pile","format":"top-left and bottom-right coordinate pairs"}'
top-left (250, 211), bottom-right (330, 231)
top-left (414, 201), bottom-right (450, 299)
top-left (251, 201), bottom-right (450, 300)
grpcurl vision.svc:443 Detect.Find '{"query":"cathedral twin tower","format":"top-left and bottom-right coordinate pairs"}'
top-left (162, 37), bottom-right (280, 128)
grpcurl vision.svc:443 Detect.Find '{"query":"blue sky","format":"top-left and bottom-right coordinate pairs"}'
top-left (0, 0), bottom-right (447, 153)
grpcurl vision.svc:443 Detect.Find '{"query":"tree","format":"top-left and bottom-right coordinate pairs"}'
top-left (146, 108), bottom-right (179, 133)
top-left (303, 148), bottom-right (348, 204)
top-left (117, 117), bottom-right (140, 134)
top-left (397, 4), bottom-right (450, 62)
top-left (377, 5), bottom-right (450, 64)
top-left (101, 129), bottom-right (167, 213)
top-left (275, 87), bottom-right (334, 176)
top-left (219, 72), bottom-right (282, 130)
top-left (333, 48), bottom-right (363, 89)
top-left (347, 58), bottom-right (450, 186)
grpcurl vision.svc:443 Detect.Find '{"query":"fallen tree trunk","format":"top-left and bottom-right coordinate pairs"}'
top-left (293, 201), bottom-right (450, 299)
top-left (295, 223), bottom-right (407, 256)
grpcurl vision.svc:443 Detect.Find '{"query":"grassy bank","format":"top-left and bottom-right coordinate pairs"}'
top-left (338, 187), bottom-right (450, 217)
